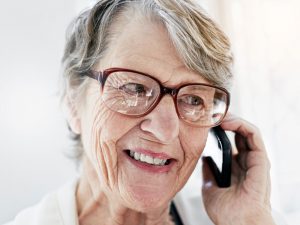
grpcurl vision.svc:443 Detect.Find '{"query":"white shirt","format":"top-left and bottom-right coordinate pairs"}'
top-left (4, 174), bottom-right (287, 225)
top-left (4, 178), bottom-right (79, 225)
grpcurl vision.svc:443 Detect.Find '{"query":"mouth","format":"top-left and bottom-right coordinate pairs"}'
top-left (123, 149), bottom-right (175, 173)
top-left (125, 149), bottom-right (171, 166)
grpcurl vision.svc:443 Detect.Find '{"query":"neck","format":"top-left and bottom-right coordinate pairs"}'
top-left (76, 157), bottom-right (174, 225)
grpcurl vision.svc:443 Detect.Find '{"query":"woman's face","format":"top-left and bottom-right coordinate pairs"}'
top-left (78, 16), bottom-right (210, 211)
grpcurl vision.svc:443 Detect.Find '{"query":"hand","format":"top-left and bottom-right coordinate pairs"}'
top-left (202, 114), bottom-right (276, 225)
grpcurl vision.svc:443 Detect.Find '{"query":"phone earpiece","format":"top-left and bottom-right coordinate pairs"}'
top-left (206, 126), bottom-right (232, 188)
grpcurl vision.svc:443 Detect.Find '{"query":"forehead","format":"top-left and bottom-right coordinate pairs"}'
top-left (98, 15), bottom-right (208, 85)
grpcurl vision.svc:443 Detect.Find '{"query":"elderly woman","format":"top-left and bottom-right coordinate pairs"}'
top-left (6, 0), bottom-right (278, 225)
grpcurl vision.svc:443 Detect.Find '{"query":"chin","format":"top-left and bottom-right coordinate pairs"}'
top-left (117, 150), bottom-right (181, 211)
top-left (122, 184), bottom-right (174, 212)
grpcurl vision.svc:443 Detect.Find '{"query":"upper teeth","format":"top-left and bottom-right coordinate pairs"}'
top-left (129, 150), bottom-right (168, 166)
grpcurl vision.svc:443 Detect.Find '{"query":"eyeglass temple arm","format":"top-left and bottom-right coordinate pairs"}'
top-left (86, 70), bottom-right (103, 84)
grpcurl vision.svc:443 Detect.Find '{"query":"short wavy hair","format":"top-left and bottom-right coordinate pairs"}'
top-left (61, 0), bottom-right (233, 163)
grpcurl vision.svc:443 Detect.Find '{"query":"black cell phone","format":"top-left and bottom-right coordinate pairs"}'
top-left (204, 126), bottom-right (232, 188)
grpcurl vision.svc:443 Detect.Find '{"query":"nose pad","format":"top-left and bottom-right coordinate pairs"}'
top-left (140, 96), bottom-right (179, 143)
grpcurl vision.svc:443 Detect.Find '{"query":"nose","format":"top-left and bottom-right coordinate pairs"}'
top-left (140, 95), bottom-right (179, 143)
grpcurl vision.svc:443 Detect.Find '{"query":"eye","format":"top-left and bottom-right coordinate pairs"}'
top-left (181, 95), bottom-right (204, 106)
top-left (119, 83), bottom-right (147, 96)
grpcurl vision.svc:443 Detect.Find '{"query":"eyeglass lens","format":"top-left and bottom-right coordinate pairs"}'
top-left (101, 71), bottom-right (228, 127)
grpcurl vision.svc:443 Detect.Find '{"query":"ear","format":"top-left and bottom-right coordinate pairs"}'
top-left (63, 94), bottom-right (81, 135)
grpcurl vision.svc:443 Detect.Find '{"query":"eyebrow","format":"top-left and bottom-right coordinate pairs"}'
top-left (112, 56), bottom-right (209, 86)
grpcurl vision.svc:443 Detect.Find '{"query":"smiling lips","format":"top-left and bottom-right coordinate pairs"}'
top-left (124, 149), bottom-right (175, 173)
top-left (129, 150), bottom-right (169, 166)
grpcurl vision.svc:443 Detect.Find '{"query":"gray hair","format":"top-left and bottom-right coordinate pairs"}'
top-left (61, 0), bottom-right (233, 163)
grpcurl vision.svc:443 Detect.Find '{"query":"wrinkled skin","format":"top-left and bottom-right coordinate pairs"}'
top-left (71, 16), bottom-right (209, 225)
top-left (67, 15), bottom-right (275, 225)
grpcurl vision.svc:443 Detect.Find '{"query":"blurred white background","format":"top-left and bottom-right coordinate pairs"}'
top-left (0, 0), bottom-right (299, 224)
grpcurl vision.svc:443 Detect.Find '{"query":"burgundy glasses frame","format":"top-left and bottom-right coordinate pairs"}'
top-left (86, 68), bottom-right (231, 127)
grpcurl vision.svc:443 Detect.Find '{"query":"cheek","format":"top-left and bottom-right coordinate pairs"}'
top-left (176, 127), bottom-right (209, 184)
top-left (181, 127), bottom-right (209, 159)
top-left (81, 100), bottom-right (138, 189)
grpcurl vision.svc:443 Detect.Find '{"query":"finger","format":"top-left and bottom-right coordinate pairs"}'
top-left (235, 133), bottom-right (249, 151)
top-left (234, 133), bottom-right (249, 170)
top-left (221, 115), bottom-right (270, 170)
top-left (231, 154), bottom-right (246, 182)
top-left (243, 152), bottom-right (271, 201)
top-left (221, 114), bottom-right (271, 190)
top-left (234, 134), bottom-right (249, 170)
top-left (221, 113), bottom-right (266, 153)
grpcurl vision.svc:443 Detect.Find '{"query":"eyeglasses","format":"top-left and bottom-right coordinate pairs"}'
top-left (86, 68), bottom-right (230, 127)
